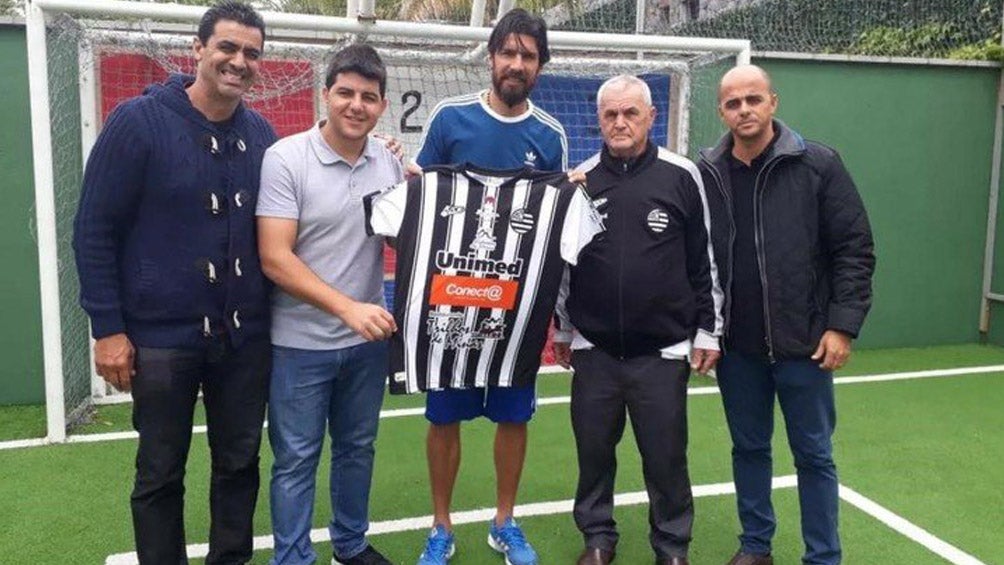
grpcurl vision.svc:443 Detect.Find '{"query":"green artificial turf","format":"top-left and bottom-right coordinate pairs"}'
top-left (1, 344), bottom-right (1003, 564)
top-left (22, 342), bottom-right (1004, 439)
top-left (0, 404), bottom-right (46, 441)
top-left (300, 492), bottom-right (945, 565)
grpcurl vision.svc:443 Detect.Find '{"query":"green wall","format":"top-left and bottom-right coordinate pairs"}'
top-left (0, 25), bottom-right (44, 404)
top-left (690, 58), bottom-right (1000, 350)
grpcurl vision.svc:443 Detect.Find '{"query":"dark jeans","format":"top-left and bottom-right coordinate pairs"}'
top-left (130, 336), bottom-right (270, 565)
top-left (570, 348), bottom-right (693, 560)
top-left (717, 351), bottom-right (840, 565)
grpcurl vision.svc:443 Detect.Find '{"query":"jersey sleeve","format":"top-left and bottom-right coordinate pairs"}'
top-left (553, 265), bottom-right (574, 342)
top-left (364, 180), bottom-right (409, 237)
top-left (559, 184), bottom-right (605, 265)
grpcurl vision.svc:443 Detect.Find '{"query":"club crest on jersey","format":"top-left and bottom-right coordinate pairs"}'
top-left (471, 230), bottom-right (497, 251)
top-left (509, 208), bottom-right (535, 234)
top-left (471, 195), bottom-right (500, 251)
top-left (440, 204), bottom-right (465, 217)
top-left (647, 208), bottom-right (670, 233)
top-left (524, 150), bottom-right (538, 167)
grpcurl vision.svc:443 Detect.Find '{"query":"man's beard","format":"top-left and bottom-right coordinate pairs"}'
top-left (492, 71), bottom-right (534, 107)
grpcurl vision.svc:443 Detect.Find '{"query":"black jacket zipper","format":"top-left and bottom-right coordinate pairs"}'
top-left (753, 155), bottom-right (788, 363)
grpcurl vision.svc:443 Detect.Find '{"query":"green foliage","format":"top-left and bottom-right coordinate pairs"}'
top-left (948, 34), bottom-right (1004, 63)
top-left (849, 23), bottom-right (965, 58)
top-left (849, 23), bottom-right (1004, 62)
top-left (673, 0), bottom-right (1002, 59)
top-left (0, 0), bottom-right (21, 18)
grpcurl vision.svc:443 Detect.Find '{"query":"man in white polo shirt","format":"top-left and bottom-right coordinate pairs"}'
top-left (256, 44), bottom-right (403, 565)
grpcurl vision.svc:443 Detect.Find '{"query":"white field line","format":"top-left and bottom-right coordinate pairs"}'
top-left (4, 363), bottom-right (1004, 451)
top-left (839, 485), bottom-right (988, 565)
top-left (105, 476), bottom-right (991, 565)
top-left (0, 437), bottom-right (49, 449)
top-left (105, 475), bottom-right (800, 564)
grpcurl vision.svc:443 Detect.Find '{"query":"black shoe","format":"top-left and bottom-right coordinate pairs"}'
top-left (577, 546), bottom-right (616, 565)
top-left (725, 550), bottom-right (773, 565)
top-left (333, 544), bottom-right (392, 565)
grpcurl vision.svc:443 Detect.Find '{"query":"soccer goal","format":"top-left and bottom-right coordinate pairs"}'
top-left (25, 0), bottom-right (749, 442)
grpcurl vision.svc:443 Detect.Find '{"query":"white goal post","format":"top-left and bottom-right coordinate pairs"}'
top-left (26, 0), bottom-right (750, 443)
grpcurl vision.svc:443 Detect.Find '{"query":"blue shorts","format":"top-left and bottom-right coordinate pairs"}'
top-left (425, 385), bottom-right (536, 424)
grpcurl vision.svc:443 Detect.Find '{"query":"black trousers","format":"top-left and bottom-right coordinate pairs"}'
top-left (130, 336), bottom-right (270, 565)
top-left (570, 348), bottom-right (693, 559)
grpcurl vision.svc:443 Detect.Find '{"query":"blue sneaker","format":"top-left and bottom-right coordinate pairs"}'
top-left (417, 524), bottom-right (455, 565)
top-left (487, 517), bottom-right (538, 565)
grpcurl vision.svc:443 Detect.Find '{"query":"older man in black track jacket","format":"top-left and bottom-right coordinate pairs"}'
top-left (554, 74), bottom-right (725, 565)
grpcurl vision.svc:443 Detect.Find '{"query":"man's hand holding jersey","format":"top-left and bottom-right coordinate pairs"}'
top-left (338, 301), bottom-right (397, 342)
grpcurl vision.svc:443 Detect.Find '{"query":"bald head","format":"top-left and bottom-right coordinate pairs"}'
top-left (718, 64), bottom-right (773, 101)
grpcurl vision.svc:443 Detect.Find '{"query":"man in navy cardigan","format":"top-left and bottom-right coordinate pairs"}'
top-left (73, 2), bottom-right (277, 563)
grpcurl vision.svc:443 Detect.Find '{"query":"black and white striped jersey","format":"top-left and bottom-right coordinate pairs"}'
top-left (365, 164), bottom-right (603, 394)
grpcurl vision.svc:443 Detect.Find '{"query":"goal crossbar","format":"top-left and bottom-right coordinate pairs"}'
top-left (35, 0), bottom-right (751, 59)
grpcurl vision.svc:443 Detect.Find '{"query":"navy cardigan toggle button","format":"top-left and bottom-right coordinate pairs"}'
top-left (195, 258), bottom-right (219, 283)
top-left (207, 192), bottom-right (222, 215)
top-left (202, 133), bottom-right (220, 156)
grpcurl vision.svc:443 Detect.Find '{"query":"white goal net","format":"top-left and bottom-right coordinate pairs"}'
top-left (26, 0), bottom-right (748, 441)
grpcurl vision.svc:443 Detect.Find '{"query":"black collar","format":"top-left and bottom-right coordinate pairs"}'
top-left (701, 119), bottom-right (806, 168)
top-left (600, 139), bottom-right (657, 176)
top-left (728, 129), bottom-right (780, 170)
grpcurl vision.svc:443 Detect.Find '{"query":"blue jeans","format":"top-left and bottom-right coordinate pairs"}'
top-left (717, 351), bottom-right (840, 565)
top-left (268, 341), bottom-right (388, 565)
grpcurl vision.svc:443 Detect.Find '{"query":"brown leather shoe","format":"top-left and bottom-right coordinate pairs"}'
top-left (725, 551), bottom-right (774, 565)
top-left (577, 546), bottom-right (615, 565)
top-left (656, 557), bottom-right (690, 565)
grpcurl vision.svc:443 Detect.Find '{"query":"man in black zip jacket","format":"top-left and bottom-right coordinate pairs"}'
top-left (698, 65), bottom-right (875, 565)
top-left (553, 74), bottom-right (725, 565)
